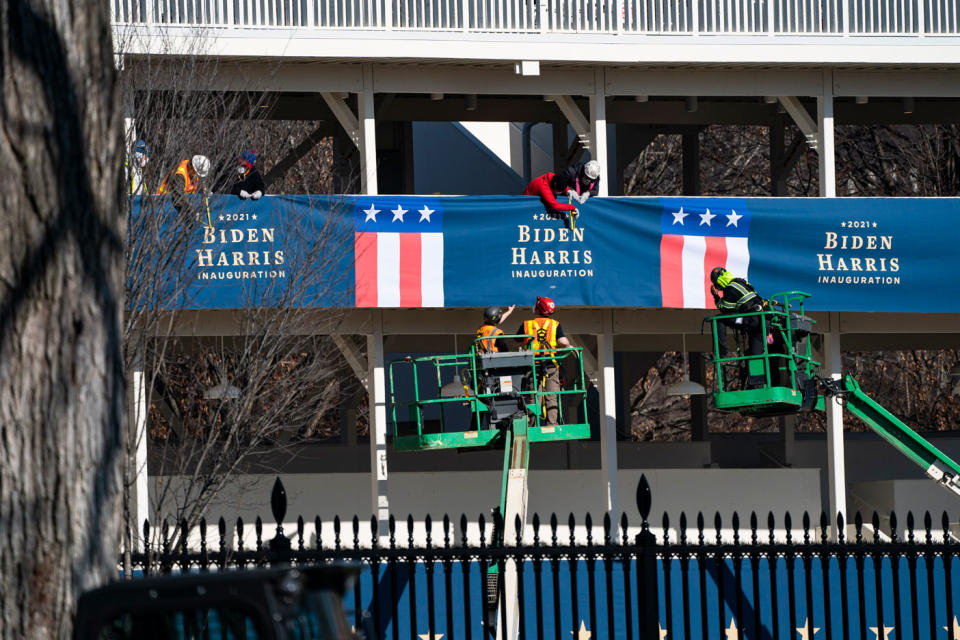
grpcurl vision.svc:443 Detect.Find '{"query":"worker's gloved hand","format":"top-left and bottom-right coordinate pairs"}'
top-left (251, 190), bottom-right (263, 200)
top-left (578, 192), bottom-right (590, 204)
top-left (239, 189), bottom-right (252, 200)
top-left (565, 189), bottom-right (577, 200)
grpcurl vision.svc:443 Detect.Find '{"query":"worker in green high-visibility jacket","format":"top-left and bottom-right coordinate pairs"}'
top-left (710, 266), bottom-right (765, 358)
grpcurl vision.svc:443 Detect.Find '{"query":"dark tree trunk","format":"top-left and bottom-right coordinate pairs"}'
top-left (0, 1), bottom-right (124, 638)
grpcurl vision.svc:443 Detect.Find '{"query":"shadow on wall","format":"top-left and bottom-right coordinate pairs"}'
top-left (413, 122), bottom-right (526, 195)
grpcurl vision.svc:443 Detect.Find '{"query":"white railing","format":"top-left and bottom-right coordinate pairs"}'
top-left (112, 0), bottom-right (960, 35)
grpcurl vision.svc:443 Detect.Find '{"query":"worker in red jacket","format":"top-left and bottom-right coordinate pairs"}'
top-left (522, 172), bottom-right (578, 217)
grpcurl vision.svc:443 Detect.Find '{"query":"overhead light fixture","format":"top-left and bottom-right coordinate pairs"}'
top-left (543, 95), bottom-right (555, 102)
top-left (634, 95), bottom-right (649, 102)
top-left (666, 335), bottom-right (706, 397)
top-left (763, 96), bottom-right (778, 104)
top-left (439, 336), bottom-right (474, 398)
top-left (515, 60), bottom-right (540, 76)
top-left (855, 96), bottom-right (869, 104)
top-left (440, 372), bottom-right (474, 398)
top-left (465, 94), bottom-right (478, 111)
top-left (205, 381), bottom-right (240, 400)
top-left (685, 96), bottom-right (698, 113)
top-left (903, 97), bottom-right (915, 114)
top-left (430, 93), bottom-right (444, 101)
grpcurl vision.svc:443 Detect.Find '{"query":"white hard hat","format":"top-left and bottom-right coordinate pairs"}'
top-left (191, 154), bottom-right (211, 178)
top-left (583, 160), bottom-right (601, 180)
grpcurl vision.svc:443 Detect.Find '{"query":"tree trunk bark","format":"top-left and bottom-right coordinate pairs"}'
top-left (0, 2), bottom-right (124, 638)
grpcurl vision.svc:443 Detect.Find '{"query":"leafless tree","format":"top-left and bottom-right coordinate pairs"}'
top-left (115, 30), bottom-right (358, 555)
top-left (0, 1), bottom-right (125, 637)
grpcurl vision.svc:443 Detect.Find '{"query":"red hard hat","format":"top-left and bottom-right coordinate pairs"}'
top-left (535, 296), bottom-right (556, 316)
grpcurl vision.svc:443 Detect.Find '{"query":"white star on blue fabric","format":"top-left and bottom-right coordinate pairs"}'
top-left (391, 205), bottom-right (407, 222)
top-left (418, 205), bottom-right (435, 222)
top-left (363, 204), bottom-right (380, 222)
top-left (671, 207), bottom-right (689, 225)
top-left (699, 209), bottom-right (716, 226)
top-left (726, 210), bottom-right (743, 227)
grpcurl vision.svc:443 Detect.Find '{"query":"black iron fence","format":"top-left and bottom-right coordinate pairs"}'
top-left (128, 477), bottom-right (960, 639)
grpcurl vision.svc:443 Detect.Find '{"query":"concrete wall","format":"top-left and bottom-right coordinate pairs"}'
top-left (412, 122), bottom-right (525, 195)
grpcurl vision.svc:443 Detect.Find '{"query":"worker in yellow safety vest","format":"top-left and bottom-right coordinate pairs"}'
top-left (710, 266), bottom-right (766, 358)
top-left (515, 296), bottom-right (571, 426)
top-left (475, 304), bottom-right (516, 354)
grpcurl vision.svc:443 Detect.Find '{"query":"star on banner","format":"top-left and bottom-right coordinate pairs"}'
top-left (571, 621), bottom-right (591, 640)
top-left (363, 204), bottom-right (380, 222)
top-left (218, 214), bottom-right (224, 221)
top-left (869, 625), bottom-right (895, 640)
top-left (251, 214), bottom-right (257, 220)
top-left (945, 616), bottom-right (960, 636)
top-left (724, 619), bottom-right (739, 640)
top-left (418, 205), bottom-right (435, 222)
top-left (796, 617), bottom-right (820, 639)
top-left (699, 208), bottom-right (716, 226)
top-left (671, 207), bottom-right (688, 225)
top-left (726, 210), bottom-right (743, 227)
top-left (417, 634), bottom-right (443, 640)
top-left (391, 205), bottom-right (408, 222)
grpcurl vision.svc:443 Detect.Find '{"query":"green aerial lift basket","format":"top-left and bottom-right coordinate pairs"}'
top-left (708, 291), bottom-right (821, 417)
top-left (388, 334), bottom-right (592, 452)
top-left (707, 290), bottom-right (960, 498)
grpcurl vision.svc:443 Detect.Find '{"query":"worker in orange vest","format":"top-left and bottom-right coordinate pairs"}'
top-left (475, 305), bottom-right (516, 354)
top-left (157, 154), bottom-right (211, 222)
top-left (515, 296), bottom-right (571, 426)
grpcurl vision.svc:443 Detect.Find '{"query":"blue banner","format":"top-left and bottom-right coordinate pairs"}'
top-left (341, 553), bottom-right (960, 639)
top-left (138, 194), bottom-right (960, 312)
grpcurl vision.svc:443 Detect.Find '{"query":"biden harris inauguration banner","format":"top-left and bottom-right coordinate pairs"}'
top-left (137, 194), bottom-right (960, 313)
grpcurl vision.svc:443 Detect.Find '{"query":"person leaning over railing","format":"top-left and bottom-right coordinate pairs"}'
top-left (522, 172), bottom-right (579, 221)
top-left (514, 296), bottom-right (571, 426)
top-left (559, 159), bottom-right (600, 205)
top-left (156, 154), bottom-right (211, 223)
top-left (230, 149), bottom-right (265, 200)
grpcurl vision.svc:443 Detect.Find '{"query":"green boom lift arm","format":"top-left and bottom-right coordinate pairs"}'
top-left (816, 374), bottom-right (960, 497)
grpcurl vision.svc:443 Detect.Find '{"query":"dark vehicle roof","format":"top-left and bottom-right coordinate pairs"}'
top-left (74, 566), bottom-right (357, 640)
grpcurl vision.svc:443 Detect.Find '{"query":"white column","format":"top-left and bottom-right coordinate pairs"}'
top-left (359, 63), bottom-right (378, 195)
top-left (131, 352), bottom-right (150, 549)
top-left (817, 69), bottom-right (836, 197)
top-left (824, 311), bottom-right (846, 539)
top-left (597, 310), bottom-right (619, 534)
top-left (367, 312), bottom-right (389, 542)
top-left (590, 68), bottom-right (609, 196)
top-left (123, 91), bottom-right (140, 195)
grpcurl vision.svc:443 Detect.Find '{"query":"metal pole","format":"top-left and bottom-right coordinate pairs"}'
top-left (132, 350), bottom-right (150, 551)
top-left (824, 311), bottom-right (846, 539)
top-left (598, 311), bottom-right (620, 536)
top-left (368, 311), bottom-right (390, 543)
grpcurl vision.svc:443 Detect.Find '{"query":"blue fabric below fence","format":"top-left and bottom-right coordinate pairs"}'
top-left (136, 194), bottom-right (960, 313)
top-left (340, 553), bottom-right (960, 640)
